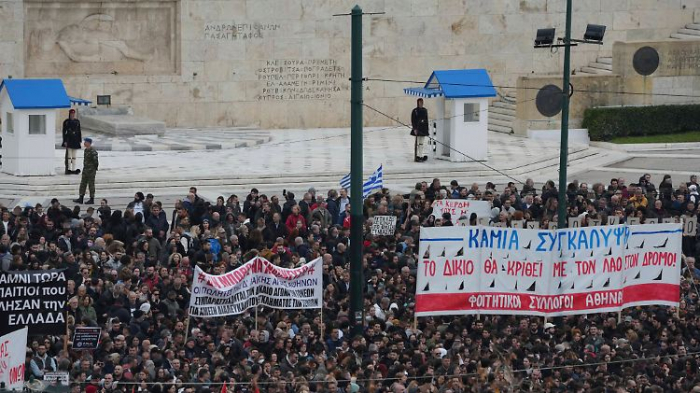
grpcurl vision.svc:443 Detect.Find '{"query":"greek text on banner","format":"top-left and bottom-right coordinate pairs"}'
top-left (0, 270), bottom-right (67, 336)
top-left (189, 257), bottom-right (322, 317)
top-left (0, 327), bottom-right (28, 391)
top-left (416, 224), bottom-right (681, 317)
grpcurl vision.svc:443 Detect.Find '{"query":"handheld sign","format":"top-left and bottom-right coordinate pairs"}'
top-left (371, 216), bottom-right (397, 236)
top-left (431, 200), bottom-right (491, 220)
top-left (628, 217), bottom-right (641, 226)
top-left (73, 327), bottom-right (102, 350)
top-left (682, 215), bottom-right (697, 236)
top-left (43, 371), bottom-right (70, 387)
top-left (568, 217), bottom-right (581, 228)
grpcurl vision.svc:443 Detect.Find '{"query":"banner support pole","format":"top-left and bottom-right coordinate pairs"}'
top-left (184, 314), bottom-right (191, 337)
top-left (63, 309), bottom-right (69, 353)
top-left (255, 306), bottom-right (259, 332)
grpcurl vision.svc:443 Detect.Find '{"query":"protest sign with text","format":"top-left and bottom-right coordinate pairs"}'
top-left (371, 215), bottom-right (397, 236)
top-left (0, 327), bottom-right (28, 391)
top-left (73, 327), bottom-right (102, 350)
top-left (431, 200), bottom-right (491, 221)
top-left (0, 270), bottom-right (67, 336)
top-left (43, 371), bottom-right (70, 387)
top-left (416, 224), bottom-right (681, 317)
top-left (189, 257), bottom-right (322, 317)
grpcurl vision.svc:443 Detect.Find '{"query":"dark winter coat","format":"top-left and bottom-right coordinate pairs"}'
top-left (62, 118), bottom-right (82, 149)
top-left (411, 106), bottom-right (429, 136)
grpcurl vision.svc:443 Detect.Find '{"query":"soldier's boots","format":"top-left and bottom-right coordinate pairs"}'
top-left (73, 196), bottom-right (84, 204)
top-left (65, 169), bottom-right (72, 175)
top-left (74, 169), bottom-right (81, 175)
top-left (85, 198), bottom-right (94, 205)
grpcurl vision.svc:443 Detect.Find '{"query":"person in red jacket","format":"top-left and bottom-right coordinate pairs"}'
top-left (285, 205), bottom-right (307, 233)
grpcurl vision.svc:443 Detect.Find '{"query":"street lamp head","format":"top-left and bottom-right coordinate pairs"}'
top-left (584, 24), bottom-right (606, 42)
top-left (535, 28), bottom-right (556, 46)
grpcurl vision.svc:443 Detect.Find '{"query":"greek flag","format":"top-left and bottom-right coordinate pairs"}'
top-left (339, 165), bottom-right (384, 198)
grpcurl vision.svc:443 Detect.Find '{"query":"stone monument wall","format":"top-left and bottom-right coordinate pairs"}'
top-left (514, 39), bottom-right (700, 135)
top-left (0, 0), bottom-right (698, 128)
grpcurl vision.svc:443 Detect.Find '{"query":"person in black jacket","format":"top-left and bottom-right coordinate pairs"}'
top-left (62, 109), bottom-right (82, 175)
top-left (411, 98), bottom-right (429, 162)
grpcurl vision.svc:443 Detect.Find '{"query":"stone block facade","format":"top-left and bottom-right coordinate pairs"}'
top-left (0, 0), bottom-right (697, 128)
top-left (514, 39), bottom-right (700, 135)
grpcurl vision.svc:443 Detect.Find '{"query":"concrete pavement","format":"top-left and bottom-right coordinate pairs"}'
top-left (0, 127), bottom-right (696, 209)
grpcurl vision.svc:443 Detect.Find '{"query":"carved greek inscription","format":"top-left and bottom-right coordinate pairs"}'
top-left (204, 22), bottom-right (281, 41)
top-left (256, 59), bottom-right (349, 101)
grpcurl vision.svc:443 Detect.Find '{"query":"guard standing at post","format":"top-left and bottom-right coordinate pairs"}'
top-left (411, 98), bottom-right (429, 162)
top-left (74, 138), bottom-right (99, 205)
top-left (62, 109), bottom-right (82, 174)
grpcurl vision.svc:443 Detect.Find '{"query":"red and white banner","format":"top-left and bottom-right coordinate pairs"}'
top-left (189, 257), bottom-right (322, 317)
top-left (416, 224), bottom-right (681, 317)
top-left (0, 327), bottom-right (27, 391)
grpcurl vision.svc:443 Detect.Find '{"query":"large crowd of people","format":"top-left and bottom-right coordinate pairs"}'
top-left (2, 174), bottom-right (699, 393)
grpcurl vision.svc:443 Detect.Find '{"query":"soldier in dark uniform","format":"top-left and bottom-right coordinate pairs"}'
top-left (74, 138), bottom-right (99, 205)
top-left (411, 98), bottom-right (429, 162)
top-left (62, 109), bottom-right (82, 175)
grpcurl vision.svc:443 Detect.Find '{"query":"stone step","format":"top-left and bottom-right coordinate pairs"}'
top-left (501, 95), bottom-right (518, 104)
top-left (489, 107), bottom-right (515, 120)
top-left (589, 62), bottom-right (613, 71)
top-left (1, 148), bottom-right (598, 200)
top-left (670, 33), bottom-right (700, 39)
top-left (488, 118), bottom-right (514, 128)
top-left (687, 23), bottom-right (700, 30)
top-left (488, 124), bottom-right (514, 134)
top-left (597, 57), bottom-right (613, 65)
top-left (580, 66), bottom-right (610, 74)
top-left (678, 28), bottom-right (700, 36)
top-left (489, 112), bottom-right (515, 122)
top-left (492, 101), bottom-right (516, 111)
top-left (0, 144), bottom-right (598, 199)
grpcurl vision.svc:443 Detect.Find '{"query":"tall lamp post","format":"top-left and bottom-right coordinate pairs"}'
top-left (349, 5), bottom-right (365, 337)
top-left (534, 2), bottom-right (606, 229)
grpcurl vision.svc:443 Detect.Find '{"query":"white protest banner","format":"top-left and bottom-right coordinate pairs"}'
top-left (431, 200), bottom-right (491, 220)
top-left (189, 257), bottom-right (322, 317)
top-left (371, 216), bottom-right (397, 236)
top-left (0, 327), bottom-right (28, 391)
top-left (416, 223), bottom-right (681, 317)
